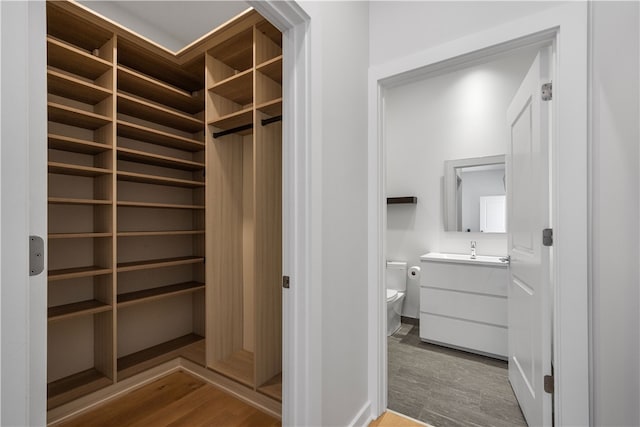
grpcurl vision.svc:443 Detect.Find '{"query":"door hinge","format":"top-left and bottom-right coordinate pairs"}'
top-left (543, 228), bottom-right (553, 247)
top-left (541, 82), bottom-right (552, 101)
top-left (544, 375), bottom-right (554, 394)
top-left (282, 275), bottom-right (290, 289)
top-left (29, 235), bottom-right (45, 276)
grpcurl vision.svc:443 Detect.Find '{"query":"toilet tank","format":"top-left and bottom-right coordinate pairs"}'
top-left (386, 261), bottom-right (407, 292)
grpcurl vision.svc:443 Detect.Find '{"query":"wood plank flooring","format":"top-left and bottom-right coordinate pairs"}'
top-left (54, 371), bottom-right (280, 427)
top-left (370, 410), bottom-right (430, 427)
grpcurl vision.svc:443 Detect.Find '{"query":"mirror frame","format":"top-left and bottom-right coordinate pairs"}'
top-left (443, 154), bottom-right (506, 232)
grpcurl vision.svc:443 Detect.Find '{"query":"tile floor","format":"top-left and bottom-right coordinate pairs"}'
top-left (388, 322), bottom-right (528, 427)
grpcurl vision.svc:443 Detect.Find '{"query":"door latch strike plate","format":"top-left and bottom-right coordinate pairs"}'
top-left (543, 228), bottom-right (553, 247)
top-left (544, 375), bottom-right (554, 394)
top-left (542, 82), bottom-right (552, 101)
top-left (282, 275), bottom-right (290, 289)
top-left (29, 235), bottom-right (44, 276)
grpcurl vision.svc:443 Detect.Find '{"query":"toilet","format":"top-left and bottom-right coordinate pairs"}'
top-left (386, 261), bottom-right (407, 336)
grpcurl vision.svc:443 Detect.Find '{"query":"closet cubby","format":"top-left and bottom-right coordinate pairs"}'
top-left (206, 20), bottom-right (283, 401)
top-left (46, 0), bottom-right (283, 416)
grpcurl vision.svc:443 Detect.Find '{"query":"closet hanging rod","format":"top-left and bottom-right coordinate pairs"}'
top-left (212, 123), bottom-right (253, 139)
top-left (261, 115), bottom-right (282, 126)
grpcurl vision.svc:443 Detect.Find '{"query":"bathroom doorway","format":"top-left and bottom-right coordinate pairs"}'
top-left (384, 44), bottom-right (543, 427)
top-left (368, 4), bottom-right (589, 426)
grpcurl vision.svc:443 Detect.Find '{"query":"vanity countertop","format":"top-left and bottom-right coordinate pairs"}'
top-left (420, 252), bottom-right (509, 267)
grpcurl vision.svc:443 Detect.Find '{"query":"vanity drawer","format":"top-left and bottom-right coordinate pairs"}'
top-left (420, 287), bottom-right (507, 327)
top-left (420, 261), bottom-right (508, 296)
top-left (419, 312), bottom-right (507, 359)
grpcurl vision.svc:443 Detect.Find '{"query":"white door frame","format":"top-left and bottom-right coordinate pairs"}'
top-left (2, 1), bottom-right (314, 425)
top-left (1, 1), bottom-right (47, 425)
top-left (367, 3), bottom-right (589, 426)
top-left (249, 2), bottom-right (314, 425)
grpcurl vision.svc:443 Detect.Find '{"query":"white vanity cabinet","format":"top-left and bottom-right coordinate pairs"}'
top-left (419, 253), bottom-right (509, 359)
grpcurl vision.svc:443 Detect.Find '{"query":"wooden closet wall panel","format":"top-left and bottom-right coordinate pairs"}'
top-left (254, 113), bottom-right (282, 390)
top-left (205, 133), bottom-right (244, 362)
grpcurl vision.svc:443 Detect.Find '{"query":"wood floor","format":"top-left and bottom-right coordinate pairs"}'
top-left (370, 411), bottom-right (429, 427)
top-left (54, 371), bottom-right (279, 427)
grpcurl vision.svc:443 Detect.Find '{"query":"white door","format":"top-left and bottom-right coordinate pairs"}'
top-left (506, 47), bottom-right (552, 427)
top-left (479, 195), bottom-right (506, 233)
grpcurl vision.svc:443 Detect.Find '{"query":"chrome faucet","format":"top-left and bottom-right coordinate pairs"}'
top-left (470, 241), bottom-right (477, 259)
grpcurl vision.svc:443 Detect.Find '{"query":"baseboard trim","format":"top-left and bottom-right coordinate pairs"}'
top-left (180, 358), bottom-right (281, 419)
top-left (348, 400), bottom-right (373, 427)
top-left (401, 316), bottom-right (419, 326)
top-left (47, 358), bottom-right (282, 425)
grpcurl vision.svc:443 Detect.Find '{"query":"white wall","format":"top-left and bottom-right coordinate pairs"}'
top-left (298, 2), bottom-right (371, 425)
top-left (385, 49), bottom-right (536, 318)
top-left (369, 1), bottom-right (564, 67)
top-left (590, 2), bottom-right (640, 426)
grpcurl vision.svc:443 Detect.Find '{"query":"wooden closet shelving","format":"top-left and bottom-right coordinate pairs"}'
top-left (205, 20), bottom-right (283, 402)
top-left (47, 70), bottom-right (113, 104)
top-left (48, 300), bottom-right (112, 322)
top-left (46, 4), bottom-right (116, 411)
top-left (117, 65), bottom-right (204, 114)
top-left (117, 120), bottom-right (204, 151)
top-left (46, 36), bottom-right (113, 80)
top-left (117, 93), bottom-right (204, 133)
top-left (113, 25), bottom-right (207, 390)
top-left (117, 200), bottom-right (205, 210)
top-left (48, 134), bottom-right (111, 154)
top-left (46, 1), bottom-right (283, 417)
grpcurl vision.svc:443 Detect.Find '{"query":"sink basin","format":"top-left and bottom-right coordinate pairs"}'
top-left (420, 252), bottom-right (508, 267)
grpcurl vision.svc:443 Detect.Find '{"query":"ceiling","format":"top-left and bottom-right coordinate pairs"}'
top-left (79, 1), bottom-right (251, 52)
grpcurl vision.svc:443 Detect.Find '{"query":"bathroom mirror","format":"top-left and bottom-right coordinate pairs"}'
top-left (443, 154), bottom-right (506, 233)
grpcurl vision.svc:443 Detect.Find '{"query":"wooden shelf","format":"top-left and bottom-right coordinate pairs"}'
top-left (208, 69), bottom-right (253, 105)
top-left (48, 102), bottom-right (111, 130)
top-left (48, 299), bottom-right (111, 322)
top-left (48, 161), bottom-right (112, 177)
top-left (48, 197), bottom-right (111, 206)
top-left (258, 373), bottom-right (282, 402)
top-left (117, 256), bottom-right (204, 273)
top-left (208, 108), bottom-right (253, 133)
top-left (117, 65), bottom-right (204, 115)
top-left (117, 120), bottom-right (205, 152)
top-left (117, 147), bottom-right (204, 171)
top-left (117, 334), bottom-right (205, 381)
top-left (48, 265), bottom-right (112, 281)
top-left (117, 201), bottom-right (205, 210)
top-left (257, 56), bottom-right (283, 84)
top-left (117, 93), bottom-right (204, 133)
top-left (208, 28), bottom-right (254, 74)
top-left (47, 69), bottom-right (112, 104)
top-left (117, 230), bottom-right (205, 237)
top-left (387, 196), bottom-right (418, 204)
top-left (117, 171), bottom-right (205, 188)
top-left (256, 98), bottom-right (282, 117)
top-left (210, 350), bottom-right (254, 388)
top-left (47, 368), bottom-right (112, 411)
top-left (47, 36), bottom-right (112, 80)
top-left (49, 232), bottom-right (112, 239)
top-left (117, 281), bottom-right (205, 308)
top-left (48, 134), bottom-right (111, 154)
